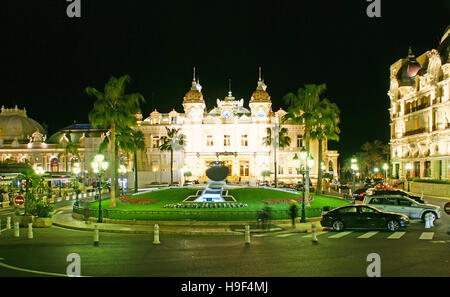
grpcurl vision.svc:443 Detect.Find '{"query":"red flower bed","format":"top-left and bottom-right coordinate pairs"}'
top-left (119, 196), bottom-right (158, 205)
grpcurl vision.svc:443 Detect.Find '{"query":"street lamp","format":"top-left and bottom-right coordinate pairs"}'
top-left (374, 167), bottom-right (379, 175)
top-left (34, 166), bottom-right (45, 195)
top-left (294, 148), bottom-right (313, 223)
top-left (383, 163), bottom-right (388, 183)
top-left (72, 162), bottom-right (81, 205)
top-left (119, 165), bottom-right (127, 196)
top-left (91, 154), bottom-right (109, 223)
top-left (351, 159), bottom-right (358, 195)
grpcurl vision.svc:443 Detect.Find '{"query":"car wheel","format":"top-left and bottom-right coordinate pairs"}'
top-left (387, 220), bottom-right (400, 232)
top-left (421, 211), bottom-right (436, 223)
top-left (332, 220), bottom-right (344, 232)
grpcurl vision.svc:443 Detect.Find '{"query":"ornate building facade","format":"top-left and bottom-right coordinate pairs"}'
top-left (135, 69), bottom-right (339, 186)
top-left (389, 26), bottom-right (450, 180)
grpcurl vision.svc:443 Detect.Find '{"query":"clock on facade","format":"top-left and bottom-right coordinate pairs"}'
top-left (257, 109), bottom-right (265, 117)
top-left (222, 109), bottom-right (232, 119)
top-left (189, 110), bottom-right (198, 119)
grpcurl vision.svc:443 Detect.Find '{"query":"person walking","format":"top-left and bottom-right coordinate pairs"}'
top-left (289, 201), bottom-right (298, 228)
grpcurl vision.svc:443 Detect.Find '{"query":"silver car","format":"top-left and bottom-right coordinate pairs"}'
top-left (363, 195), bottom-right (441, 222)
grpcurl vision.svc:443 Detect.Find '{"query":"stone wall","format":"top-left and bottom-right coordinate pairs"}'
top-left (410, 181), bottom-right (450, 197)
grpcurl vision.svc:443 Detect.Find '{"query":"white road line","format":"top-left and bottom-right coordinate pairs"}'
top-left (302, 231), bottom-right (329, 238)
top-left (357, 231), bottom-right (379, 239)
top-left (0, 259), bottom-right (86, 277)
top-left (276, 233), bottom-right (295, 238)
top-left (328, 231), bottom-right (352, 239)
top-left (419, 232), bottom-right (434, 240)
top-left (387, 232), bottom-right (406, 239)
top-left (253, 234), bottom-right (268, 237)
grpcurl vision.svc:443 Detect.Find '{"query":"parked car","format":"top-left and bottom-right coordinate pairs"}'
top-left (321, 204), bottom-right (409, 232)
top-left (363, 195), bottom-right (441, 222)
top-left (367, 189), bottom-right (425, 204)
top-left (352, 187), bottom-right (369, 204)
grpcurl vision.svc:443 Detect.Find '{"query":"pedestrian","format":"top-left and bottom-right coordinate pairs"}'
top-left (289, 201), bottom-right (298, 228)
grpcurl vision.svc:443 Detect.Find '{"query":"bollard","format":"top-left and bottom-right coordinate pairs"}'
top-left (429, 214), bottom-right (434, 228)
top-left (424, 213), bottom-right (432, 229)
top-left (311, 224), bottom-right (318, 243)
top-left (93, 225), bottom-right (99, 246)
top-left (7, 217), bottom-right (11, 229)
top-left (153, 224), bottom-right (161, 245)
top-left (245, 225), bottom-right (251, 245)
top-left (28, 223), bottom-right (33, 239)
top-left (14, 221), bottom-right (20, 237)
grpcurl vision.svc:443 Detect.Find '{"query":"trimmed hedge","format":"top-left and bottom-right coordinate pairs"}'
top-left (408, 178), bottom-right (450, 184)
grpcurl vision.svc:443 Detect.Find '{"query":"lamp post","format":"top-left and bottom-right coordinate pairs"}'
top-left (119, 165), bottom-right (127, 196)
top-left (34, 166), bottom-right (45, 195)
top-left (405, 163), bottom-right (412, 192)
top-left (374, 167), bottom-right (379, 177)
top-left (91, 154), bottom-right (109, 223)
top-left (72, 163), bottom-right (81, 205)
top-left (383, 163), bottom-right (388, 184)
top-left (351, 159), bottom-right (358, 195)
top-left (294, 148), bottom-right (313, 223)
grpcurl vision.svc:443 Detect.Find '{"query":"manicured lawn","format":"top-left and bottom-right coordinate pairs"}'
top-left (84, 187), bottom-right (349, 221)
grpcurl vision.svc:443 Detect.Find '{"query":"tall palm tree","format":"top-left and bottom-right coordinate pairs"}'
top-left (283, 84), bottom-right (327, 200)
top-left (263, 125), bottom-right (291, 188)
top-left (86, 75), bottom-right (144, 208)
top-left (116, 127), bottom-right (146, 193)
top-left (310, 98), bottom-right (341, 193)
top-left (159, 127), bottom-right (185, 185)
top-left (58, 135), bottom-right (80, 173)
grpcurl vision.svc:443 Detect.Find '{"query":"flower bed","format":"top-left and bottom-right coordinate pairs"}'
top-left (119, 196), bottom-right (158, 205)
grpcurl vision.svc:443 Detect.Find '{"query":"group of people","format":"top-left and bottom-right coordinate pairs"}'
top-left (257, 201), bottom-right (300, 230)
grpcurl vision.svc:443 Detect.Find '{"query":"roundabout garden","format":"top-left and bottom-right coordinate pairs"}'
top-left (74, 187), bottom-right (349, 222)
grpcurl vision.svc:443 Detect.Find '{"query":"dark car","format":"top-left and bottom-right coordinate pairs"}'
top-left (352, 187), bottom-right (369, 204)
top-left (369, 189), bottom-right (425, 204)
top-left (320, 204), bottom-right (409, 232)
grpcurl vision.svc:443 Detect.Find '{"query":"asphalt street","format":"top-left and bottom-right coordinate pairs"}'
top-left (0, 196), bottom-right (448, 277)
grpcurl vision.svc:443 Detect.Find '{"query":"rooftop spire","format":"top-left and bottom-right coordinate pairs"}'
top-left (228, 78), bottom-right (232, 97)
top-left (193, 66), bottom-right (196, 82)
top-left (408, 46), bottom-right (415, 59)
top-left (259, 66), bottom-right (262, 82)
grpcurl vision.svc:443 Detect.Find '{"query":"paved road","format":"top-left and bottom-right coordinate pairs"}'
top-left (0, 196), bottom-right (448, 277)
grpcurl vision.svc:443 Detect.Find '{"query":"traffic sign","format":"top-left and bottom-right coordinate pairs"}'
top-left (444, 202), bottom-right (450, 215)
top-left (15, 195), bottom-right (24, 206)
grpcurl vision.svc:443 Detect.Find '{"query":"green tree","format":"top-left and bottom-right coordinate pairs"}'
top-left (263, 126), bottom-right (291, 187)
top-left (159, 127), bottom-right (186, 185)
top-left (310, 98), bottom-right (341, 193)
top-left (86, 75), bottom-right (144, 208)
top-left (283, 83), bottom-right (327, 199)
top-left (361, 140), bottom-right (390, 177)
top-left (58, 135), bottom-right (80, 173)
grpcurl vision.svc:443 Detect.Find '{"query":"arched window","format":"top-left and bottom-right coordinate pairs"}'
top-left (328, 160), bottom-right (334, 172)
top-left (50, 158), bottom-right (59, 172)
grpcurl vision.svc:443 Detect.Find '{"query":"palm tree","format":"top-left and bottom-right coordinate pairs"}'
top-left (58, 135), bottom-right (80, 173)
top-left (310, 98), bottom-right (341, 193)
top-left (86, 75), bottom-right (144, 208)
top-left (159, 127), bottom-right (185, 185)
top-left (263, 126), bottom-right (291, 187)
top-left (283, 83), bottom-right (327, 200)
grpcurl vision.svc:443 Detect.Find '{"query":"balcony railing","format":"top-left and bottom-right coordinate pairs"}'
top-left (404, 127), bottom-right (427, 136)
top-left (405, 104), bottom-right (430, 115)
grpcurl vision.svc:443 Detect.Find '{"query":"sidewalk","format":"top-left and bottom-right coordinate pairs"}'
top-left (52, 206), bottom-right (324, 236)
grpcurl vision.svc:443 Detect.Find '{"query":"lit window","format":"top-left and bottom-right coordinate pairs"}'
top-left (152, 137), bottom-right (160, 148)
top-left (241, 135), bottom-right (248, 147)
top-left (206, 135), bottom-right (214, 147)
top-left (224, 135), bottom-right (231, 146)
top-left (171, 117), bottom-right (177, 124)
top-left (240, 161), bottom-right (249, 177)
top-left (297, 135), bottom-right (303, 147)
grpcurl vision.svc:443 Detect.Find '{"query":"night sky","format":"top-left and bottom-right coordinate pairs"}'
top-left (1, 0), bottom-right (449, 165)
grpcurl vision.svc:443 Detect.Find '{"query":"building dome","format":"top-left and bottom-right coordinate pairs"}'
top-left (183, 67), bottom-right (205, 104)
top-left (0, 106), bottom-right (45, 142)
top-left (250, 80), bottom-right (271, 103)
top-left (396, 47), bottom-right (422, 87)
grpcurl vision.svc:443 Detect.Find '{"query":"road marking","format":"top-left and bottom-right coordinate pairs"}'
top-left (357, 231), bottom-right (378, 239)
top-left (387, 232), bottom-right (406, 239)
top-left (0, 258), bottom-right (86, 277)
top-left (328, 231), bottom-right (352, 239)
top-left (276, 233), bottom-right (295, 238)
top-left (302, 231), bottom-right (329, 238)
top-left (419, 232), bottom-right (434, 240)
top-left (253, 234), bottom-right (268, 237)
